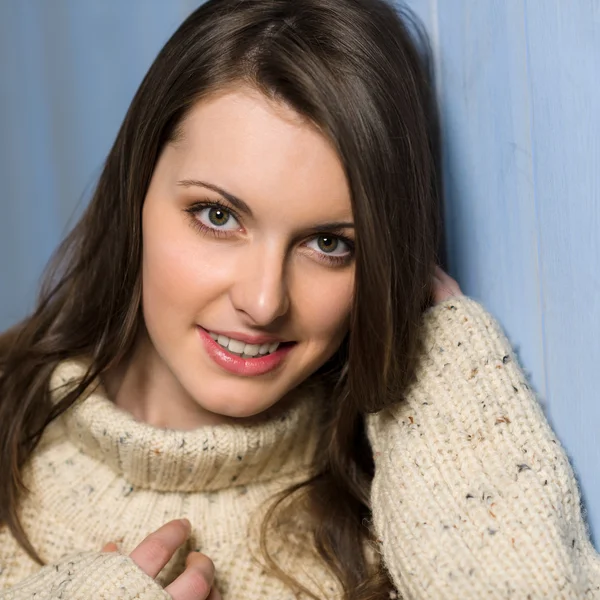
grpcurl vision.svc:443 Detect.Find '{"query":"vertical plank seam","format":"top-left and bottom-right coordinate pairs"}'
top-left (522, 1), bottom-right (551, 408)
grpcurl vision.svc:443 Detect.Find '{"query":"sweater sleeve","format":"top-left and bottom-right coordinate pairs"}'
top-left (0, 551), bottom-right (171, 600)
top-left (366, 296), bottom-right (600, 599)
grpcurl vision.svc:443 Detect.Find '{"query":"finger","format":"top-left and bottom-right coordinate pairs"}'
top-left (433, 266), bottom-right (462, 297)
top-left (435, 266), bottom-right (461, 290)
top-left (164, 552), bottom-right (215, 600)
top-left (129, 519), bottom-right (191, 579)
top-left (434, 265), bottom-right (453, 285)
top-left (101, 542), bottom-right (119, 553)
top-left (206, 586), bottom-right (222, 600)
top-left (431, 274), bottom-right (450, 303)
top-left (433, 265), bottom-right (446, 277)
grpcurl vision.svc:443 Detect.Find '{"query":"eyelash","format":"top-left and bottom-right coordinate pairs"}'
top-left (184, 200), bottom-right (355, 267)
top-left (184, 201), bottom-right (241, 239)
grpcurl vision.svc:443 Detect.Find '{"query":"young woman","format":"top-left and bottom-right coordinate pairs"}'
top-left (1, 0), bottom-right (598, 598)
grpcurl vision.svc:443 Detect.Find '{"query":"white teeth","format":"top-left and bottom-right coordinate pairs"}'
top-left (243, 344), bottom-right (260, 356)
top-left (228, 339), bottom-right (246, 354)
top-left (208, 330), bottom-right (284, 357)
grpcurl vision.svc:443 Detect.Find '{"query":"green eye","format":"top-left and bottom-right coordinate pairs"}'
top-left (208, 207), bottom-right (230, 227)
top-left (193, 205), bottom-right (240, 231)
top-left (317, 236), bottom-right (339, 253)
top-left (306, 235), bottom-right (353, 263)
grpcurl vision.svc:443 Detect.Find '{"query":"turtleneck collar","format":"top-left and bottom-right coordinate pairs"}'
top-left (50, 361), bottom-right (321, 494)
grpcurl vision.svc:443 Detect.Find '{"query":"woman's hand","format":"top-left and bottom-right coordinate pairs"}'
top-left (431, 265), bottom-right (463, 305)
top-left (102, 519), bottom-right (221, 600)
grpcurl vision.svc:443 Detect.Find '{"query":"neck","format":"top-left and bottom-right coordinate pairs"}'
top-left (104, 329), bottom-right (232, 429)
top-left (49, 359), bottom-right (322, 493)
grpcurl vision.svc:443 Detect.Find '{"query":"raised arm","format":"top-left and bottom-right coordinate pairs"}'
top-left (367, 296), bottom-right (600, 599)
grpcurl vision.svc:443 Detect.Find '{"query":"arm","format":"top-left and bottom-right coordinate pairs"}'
top-left (0, 519), bottom-right (216, 600)
top-left (367, 296), bottom-right (600, 599)
top-left (0, 551), bottom-right (170, 600)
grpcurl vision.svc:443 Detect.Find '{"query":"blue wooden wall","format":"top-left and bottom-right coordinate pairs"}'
top-left (1, 0), bottom-right (599, 544)
top-left (0, 0), bottom-right (200, 329)
top-left (404, 0), bottom-right (600, 545)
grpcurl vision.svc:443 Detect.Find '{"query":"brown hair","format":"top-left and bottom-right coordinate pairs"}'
top-left (0, 0), bottom-right (441, 597)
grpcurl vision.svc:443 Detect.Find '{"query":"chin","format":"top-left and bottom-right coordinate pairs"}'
top-left (190, 388), bottom-right (281, 420)
top-left (210, 402), bottom-right (278, 421)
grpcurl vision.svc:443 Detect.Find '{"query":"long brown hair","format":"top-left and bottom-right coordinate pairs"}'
top-left (0, 0), bottom-right (441, 597)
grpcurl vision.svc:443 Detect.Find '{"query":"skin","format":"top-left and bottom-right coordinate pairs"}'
top-left (431, 265), bottom-right (463, 305)
top-left (101, 86), bottom-right (463, 599)
top-left (101, 272), bottom-right (462, 600)
top-left (102, 520), bottom-right (220, 600)
top-left (105, 87), bottom-right (355, 430)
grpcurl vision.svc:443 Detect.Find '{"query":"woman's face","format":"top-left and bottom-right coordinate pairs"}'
top-left (138, 87), bottom-right (354, 425)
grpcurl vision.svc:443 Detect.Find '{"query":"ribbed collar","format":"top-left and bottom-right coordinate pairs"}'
top-left (50, 361), bottom-right (321, 493)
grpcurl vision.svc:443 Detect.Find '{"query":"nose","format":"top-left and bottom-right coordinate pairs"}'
top-left (229, 242), bottom-right (290, 326)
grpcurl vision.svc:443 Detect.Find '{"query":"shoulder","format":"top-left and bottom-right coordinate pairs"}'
top-left (366, 294), bottom-right (560, 472)
top-left (364, 297), bottom-right (600, 598)
top-left (367, 294), bottom-right (520, 443)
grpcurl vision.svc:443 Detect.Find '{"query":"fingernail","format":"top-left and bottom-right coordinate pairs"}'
top-left (179, 518), bottom-right (191, 532)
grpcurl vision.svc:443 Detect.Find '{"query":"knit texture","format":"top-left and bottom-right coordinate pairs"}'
top-left (1, 296), bottom-right (599, 598)
top-left (367, 297), bottom-right (600, 598)
top-left (1, 553), bottom-right (171, 599)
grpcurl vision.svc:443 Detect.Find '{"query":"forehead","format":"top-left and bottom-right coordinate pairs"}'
top-left (167, 87), bottom-right (352, 223)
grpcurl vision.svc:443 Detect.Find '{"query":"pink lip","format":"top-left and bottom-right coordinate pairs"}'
top-left (197, 326), bottom-right (295, 376)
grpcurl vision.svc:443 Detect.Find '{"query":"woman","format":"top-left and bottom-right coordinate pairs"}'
top-left (0, 0), bottom-right (598, 598)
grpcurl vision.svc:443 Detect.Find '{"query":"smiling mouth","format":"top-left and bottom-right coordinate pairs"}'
top-left (203, 329), bottom-right (296, 359)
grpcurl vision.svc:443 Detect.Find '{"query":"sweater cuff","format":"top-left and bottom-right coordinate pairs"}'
top-left (0, 551), bottom-right (171, 600)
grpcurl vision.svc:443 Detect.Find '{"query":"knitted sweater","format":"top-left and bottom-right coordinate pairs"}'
top-left (1, 296), bottom-right (599, 599)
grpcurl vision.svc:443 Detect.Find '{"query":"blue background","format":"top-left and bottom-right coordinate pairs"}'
top-left (1, 0), bottom-right (599, 545)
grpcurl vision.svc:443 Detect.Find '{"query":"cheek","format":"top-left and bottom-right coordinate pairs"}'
top-left (142, 238), bottom-right (193, 324)
top-left (295, 273), bottom-right (353, 346)
top-left (141, 218), bottom-right (219, 332)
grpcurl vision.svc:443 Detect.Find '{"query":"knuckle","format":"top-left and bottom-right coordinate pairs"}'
top-left (183, 569), bottom-right (211, 597)
top-left (187, 552), bottom-right (214, 571)
top-left (142, 537), bottom-right (172, 564)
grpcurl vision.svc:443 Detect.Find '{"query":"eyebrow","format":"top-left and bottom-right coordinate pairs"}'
top-left (176, 178), bottom-right (355, 231)
top-left (177, 179), bottom-right (253, 216)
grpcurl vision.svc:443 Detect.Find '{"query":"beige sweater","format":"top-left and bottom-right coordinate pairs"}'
top-left (1, 297), bottom-right (599, 599)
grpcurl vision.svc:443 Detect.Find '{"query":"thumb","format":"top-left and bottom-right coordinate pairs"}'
top-left (101, 542), bottom-right (119, 553)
